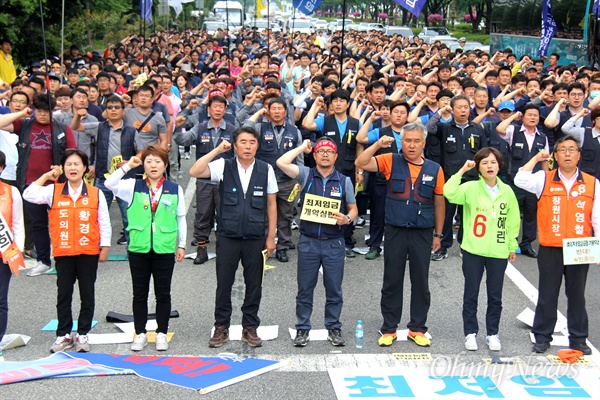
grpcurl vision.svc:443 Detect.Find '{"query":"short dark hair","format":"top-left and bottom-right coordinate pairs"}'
top-left (553, 134), bottom-right (580, 153)
top-left (568, 82), bottom-right (586, 94)
top-left (232, 126), bottom-right (260, 143)
top-left (138, 85), bottom-right (154, 97)
top-left (321, 79), bottom-right (338, 89)
top-left (61, 148), bottom-right (90, 175)
top-left (32, 93), bottom-right (56, 111)
top-left (390, 101), bottom-right (410, 114)
top-left (552, 83), bottom-right (569, 94)
top-left (10, 91), bottom-right (30, 104)
top-left (267, 97), bottom-right (287, 109)
top-left (474, 147), bottom-right (504, 174)
top-left (450, 94), bottom-right (470, 108)
top-left (329, 88), bottom-right (350, 102)
top-left (207, 95), bottom-right (227, 107)
top-left (70, 88), bottom-right (88, 99)
top-left (550, 53), bottom-right (560, 60)
top-left (106, 95), bottom-right (125, 108)
top-left (522, 103), bottom-right (541, 115)
top-left (29, 76), bottom-right (46, 89)
top-left (366, 81), bottom-right (386, 93)
top-left (0, 150), bottom-right (6, 170)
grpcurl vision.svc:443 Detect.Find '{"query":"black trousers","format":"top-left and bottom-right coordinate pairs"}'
top-left (380, 225), bottom-right (432, 334)
top-left (128, 251), bottom-right (175, 334)
top-left (23, 198), bottom-right (51, 265)
top-left (366, 180), bottom-right (386, 248)
top-left (214, 236), bottom-right (264, 328)
top-left (533, 245), bottom-right (589, 344)
top-left (194, 181), bottom-right (220, 243)
top-left (55, 255), bottom-right (99, 336)
top-left (461, 251), bottom-right (507, 336)
top-left (441, 199), bottom-right (463, 250)
top-left (511, 185), bottom-right (538, 251)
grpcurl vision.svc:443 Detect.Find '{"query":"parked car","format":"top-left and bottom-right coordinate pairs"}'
top-left (420, 26), bottom-right (453, 37)
top-left (423, 35), bottom-right (459, 46)
top-left (358, 22), bottom-right (385, 33)
top-left (312, 19), bottom-right (328, 32)
top-left (285, 18), bottom-right (312, 34)
top-left (384, 25), bottom-right (414, 38)
top-left (328, 19), bottom-right (354, 33)
top-left (450, 41), bottom-right (489, 53)
top-left (201, 20), bottom-right (227, 35)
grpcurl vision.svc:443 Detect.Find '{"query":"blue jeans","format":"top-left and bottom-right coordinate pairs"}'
top-left (95, 177), bottom-right (129, 240)
top-left (295, 235), bottom-right (345, 330)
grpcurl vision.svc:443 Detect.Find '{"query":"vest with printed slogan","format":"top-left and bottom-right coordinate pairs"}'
top-left (127, 179), bottom-right (179, 254)
top-left (580, 128), bottom-right (600, 179)
top-left (299, 168), bottom-right (349, 239)
top-left (321, 115), bottom-right (360, 173)
top-left (194, 120), bottom-right (236, 160)
top-left (385, 154), bottom-right (440, 229)
top-left (256, 121), bottom-right (299, 180)
top-left (0, 181), bottom-right (13, 260)
top-left (49, 183), bottom-right (100, 257)
top-left (218, 158), bottom-right (269, 239)
top-left (538, 170), bottom-right (595, 247)
top-left (509, 128), bottom-right (547, 179)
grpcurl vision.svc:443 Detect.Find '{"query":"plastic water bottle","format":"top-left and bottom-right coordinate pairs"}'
top-left (355, 320), bottom-right (364, 349)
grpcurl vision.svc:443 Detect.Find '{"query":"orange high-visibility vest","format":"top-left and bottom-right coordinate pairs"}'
top-left (538, 170), bottom-right (595, 247)
top-left (49, 182), bottom-right (100, 257)
top-left (0, 181), bottom-right (13, 260)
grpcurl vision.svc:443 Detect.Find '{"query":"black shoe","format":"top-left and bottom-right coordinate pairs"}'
top-left (194, 245), bottom-right (208, 265)
top-left (276, 249), bottom-right (289, 262)
top-left (431, 248), bottom-right (448, 261)
top-left (117, 234), bottom-right (128, 245)
top-left (570, 342), bottom-right (592, 355)
top-left (522, 248), bottom-right (538, 258)
top-left (288, 243), bottom-right (296, 250)
top-left (293, 329), bottom-right (310, 347)
top-left (345, 248), bottom-right (356, 258)
top-left (327, 329), bottom-right (346, 346)
top-left (191, 239), bottom-right (199, 246)
top-left (532, 341), bottom-right (551, 353)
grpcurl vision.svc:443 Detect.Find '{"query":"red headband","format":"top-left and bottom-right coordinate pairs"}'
top-left (314, 140), bottom-right (337, 153)
top-left (208, 89), bottom-right (225, 99)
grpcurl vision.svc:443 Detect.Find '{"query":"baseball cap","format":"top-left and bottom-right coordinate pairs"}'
top-left (498, 101), bottom-right (515, 112)
top-left (526, 65), bottom-right (538, 71)
top-left (48, 72), bottom-right (62, 81)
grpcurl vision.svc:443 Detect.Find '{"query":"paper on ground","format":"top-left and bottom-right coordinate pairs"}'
top-left (42, 320), bottom-right (98, 332)
top-left (288, 328), bottom-right (330, 341)
top-left (210, 325), bottom-right (279, 341)
top-left (184, 252), bottom-right (216, 260)
top-left (146, 332), bottom-right (175, 343)
top-left (115, 320), bottom-right (158, 334)
top-left (529, 332), bottom-right (570, 347)
top-left (88, 332), bottom-right (133, 344)
top-left (395, 329), bottom-right (432, 341)
top-left (0, 334), bottom-right (31, 350)
top-left (517, 307), bottom-right (566, 332)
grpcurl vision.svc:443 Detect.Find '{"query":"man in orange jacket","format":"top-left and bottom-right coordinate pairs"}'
top-left (514, 134), bottom-right (600, 356)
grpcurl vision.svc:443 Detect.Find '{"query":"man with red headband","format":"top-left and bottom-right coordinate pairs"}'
top-left (277, 137), bottom-right (358, 347)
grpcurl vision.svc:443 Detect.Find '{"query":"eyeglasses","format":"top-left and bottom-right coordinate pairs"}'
top-left (11, 99), bottom-right (27, 105)
top-left (315, 149), bottom-right (335, 155)
top-left (555, 147), bottom-right (579, 154)
top-left (106, 105), bottom-right (123, 110)
top-left (570, 93), bottom-right (584, 98)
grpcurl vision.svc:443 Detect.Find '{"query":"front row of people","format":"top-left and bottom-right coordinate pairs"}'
top-left (0, 125), bottom-right (597, 358)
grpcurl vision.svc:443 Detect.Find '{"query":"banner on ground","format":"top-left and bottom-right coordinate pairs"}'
top-left (0, 352), bottom-right (131, 385)
top-left (292, 0), bottom-right (322, 16)
top-left (328, 367), bottom-right (599, 399)
top-left (539, 0), bottom-right (557, 57)
top-left (393, 0), bottom-right (427, 17)
top-left (71, 353), bottom-right (287, 393)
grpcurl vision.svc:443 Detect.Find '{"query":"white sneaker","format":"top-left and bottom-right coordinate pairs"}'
top-left (184, 152), bottom-right (191, 159)
top-left (131, 333), bottom-right (148, 351)
top-left (465, 333), bottom-right (478, 351)
top-left (156, 332), bottom-right (168, 351)
top-left (291, 219), bottom-right (299, 230)
top-left (486, 334), bottom-right (501, 351)
top-left (27, 261), bottom-right (52, 277)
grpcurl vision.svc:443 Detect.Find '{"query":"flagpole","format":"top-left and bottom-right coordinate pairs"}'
top-left (267, 0), bottom-right (271, 59)
top-left (339, 0), bottom-right (347, 83)
top-left (584, 0), bottom-right (593, 43)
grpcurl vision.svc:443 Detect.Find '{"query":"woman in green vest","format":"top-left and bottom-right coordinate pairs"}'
top-left (105, 145), bottom-right (186, 352)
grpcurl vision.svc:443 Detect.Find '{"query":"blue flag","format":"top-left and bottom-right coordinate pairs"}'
top-left (594, 0), bottom-right (600, 17)
top-left (292, 0), bottom-right (322, 16)
top-left (140, 0), bottom-right (153, 23)
top-left (538, 0), bottom-right (557, 57)
top-left (393, 0), bottom-right (427, 17)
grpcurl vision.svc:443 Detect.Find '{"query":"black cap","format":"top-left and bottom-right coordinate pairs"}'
top-left (96, 71), bottom-right (111, 81)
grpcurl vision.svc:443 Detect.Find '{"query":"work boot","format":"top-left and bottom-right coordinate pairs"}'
top-left (194, 245), bottom-right (208, 265)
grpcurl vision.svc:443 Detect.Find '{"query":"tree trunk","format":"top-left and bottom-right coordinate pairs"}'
top-left (485, 0), bottom-right (493, 34)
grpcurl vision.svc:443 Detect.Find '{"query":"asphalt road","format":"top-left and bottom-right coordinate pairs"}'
top-left (1, 154), bottom-right (599, 399)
